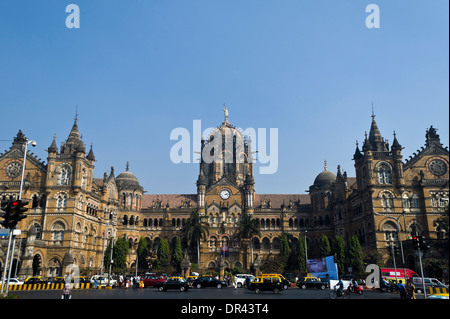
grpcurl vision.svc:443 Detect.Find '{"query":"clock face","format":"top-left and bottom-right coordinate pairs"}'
top-left (429, 159), bottom-right (447, 176)
top-left (5, 162), bottom-right (22, 178)
top-left (220, 189), bottom-right (230, 200)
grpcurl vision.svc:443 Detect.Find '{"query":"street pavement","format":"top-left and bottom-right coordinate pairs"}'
top-left (10, 285), bottom-right (425, 300)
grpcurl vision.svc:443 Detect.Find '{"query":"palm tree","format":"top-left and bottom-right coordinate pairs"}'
top-left (182, 211), bottom-right (209, 264)
top-left (238, 213), bottom-right (261, 265)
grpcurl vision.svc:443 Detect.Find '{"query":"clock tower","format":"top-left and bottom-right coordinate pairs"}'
top-left (196, 107), bottom-right (255, 216)
top-left (195, 107), bottom-right (255, 268)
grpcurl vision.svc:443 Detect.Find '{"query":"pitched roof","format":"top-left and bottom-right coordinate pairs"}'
top-left (142, 194), bottom-right (198, 209)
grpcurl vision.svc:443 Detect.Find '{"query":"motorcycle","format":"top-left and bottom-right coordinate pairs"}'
top-left (329, 287), bottom-right (350, 299)
top-left (347, 285), bottom-right (363, 295)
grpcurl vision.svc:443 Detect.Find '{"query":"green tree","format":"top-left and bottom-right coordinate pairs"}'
top-left (171, 236), bottom-right (183, 271)
top-left (137, 237), bottom-right (148, 270)
top-left (182, 211), bottom-right (209, 263)
top-left (296, 235), bottom-right (307, 273)
top-left (332, 235), bottom-right (346, 275)
top-left (237, 213), bottom-right (261, 264)
top-left (157, 239), bottom-right (170, 268)
top-left (319, 234), bottom-right (331, 258)
top-left (280, 232), bottom-right (291, 266)
top-left (348, 235), bottom-right (364, 275)
top-left (103, 237), bottom-right (129, 273)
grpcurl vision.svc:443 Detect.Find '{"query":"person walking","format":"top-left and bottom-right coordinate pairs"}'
top-left (397, 280), bottom-right (407, 299)
top-left (62, 283), bottom-right (72, 299)
top-left (233, 275), bottom-right (238, 290)
top-left (406, 279), bottom-right (416, 299)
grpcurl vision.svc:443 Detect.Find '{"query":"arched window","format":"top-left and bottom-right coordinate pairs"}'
top-left (57, 194), bottom-right (67, 208)
top-left (60, 167), bottom-right (71, 185)
top-left (377, 163), bottom-right (392, 184)
top-left (381, 193), bottom-right (394, 209)
top-left (51, 221), bottom-right (65, 242)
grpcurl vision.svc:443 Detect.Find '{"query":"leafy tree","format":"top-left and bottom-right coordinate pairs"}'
top-left (348, 235), bottom-right (364, 275)
top-left (182, 211), bottom-right (209, 263)
top-left (296, 235), bottom-right (307, 273)
top-left (156, 239), bottom-right (170, 268)
top-left (104, 237), bottom-right (129, 273)
top-left (137, 237), bottom-right (148, 270)
top-left (332, 236), bottom-right (346, 275)
top-left (319, 234), bottom-right (331, 258)
top-left (280, 232), bottom-right (291, 265)
top-left (238, 213), bottom-right (261, 264)
top-left (171, 236), bottom-right (183, 271)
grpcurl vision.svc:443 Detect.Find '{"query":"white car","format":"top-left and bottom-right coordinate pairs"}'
top-left (234, 274), bottom-right (255, 288)
top-left (90, 275), bottom-right (117, 287)
top-left (3, 278), bottom-right (24, 285)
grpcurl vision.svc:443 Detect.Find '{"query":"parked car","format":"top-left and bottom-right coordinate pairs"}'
top-left (24, 276), bottom-right (44, 284)
top-left (157, 277), bottom-right (190, 292)
top-left (193, 276), bottom-right (227, 289)
top-left (234, 274), bottom-right (255, 288)
top-left (412, 277), bottom-right (448, 294)
top-left (3, 278), bottom-right (24, 285)
top-left (249, 275), bottom-right (284, 294)
top-left (142, 274), bottom-right (166, 288)
top-left (47, 277), bottom-right (66, 284)
top-left (297, 276), bottom-right (328, 290)
top-left (90, 275), bottom-right (117, 287)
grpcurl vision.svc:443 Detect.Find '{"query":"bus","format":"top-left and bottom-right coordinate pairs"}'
top-left (380, 268), bottom-right (419, 282)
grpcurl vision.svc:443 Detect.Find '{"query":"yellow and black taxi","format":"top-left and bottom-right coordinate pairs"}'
top-left (24, 276), bottom-right (44, 284)
top-left (249, 274), bottom-right (284, 294)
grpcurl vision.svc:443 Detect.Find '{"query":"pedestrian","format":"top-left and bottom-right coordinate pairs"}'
top-left (406, 279), bottom-right (416, 299)
top-left (62, 283), bottom-right (71, 299)
top-left (245, 276), bottom-right (251, 289)
top-left (119, 274), bottom-right (123, 288)
top-left (233, 275), bottom-right (238, 290)
top-left (397, 280), bottom-right (407, 299)
top-left (94, 277), bottom-right (98, 289)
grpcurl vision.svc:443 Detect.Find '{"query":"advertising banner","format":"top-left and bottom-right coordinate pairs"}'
top-left (307, 256), bottom-right (338, 280)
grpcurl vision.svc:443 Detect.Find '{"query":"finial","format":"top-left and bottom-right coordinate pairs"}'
top-left (324, 160), bottom-right (328, 171)
top-left (75, 105), bottom-right (78, 122)
top-left (371, 102), bottom-right (375, 120)
top-left (223, 104), bottom-right (229, 123)
top-left (126, 161), bottom-right (129, 171)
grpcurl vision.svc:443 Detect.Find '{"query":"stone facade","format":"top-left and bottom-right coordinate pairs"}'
top-left (1, 111), bottom-right (448, 279)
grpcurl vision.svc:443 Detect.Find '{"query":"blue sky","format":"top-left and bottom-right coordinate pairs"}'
top-left (0, 0), bottom-right (448, 194)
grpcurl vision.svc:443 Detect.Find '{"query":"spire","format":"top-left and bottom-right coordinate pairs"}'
top-left (353, 140), bottom-right (363, 159)
top-left (367, 107), bottom-right (388, 152)
top-left (47, 134), bottom-right (58, 153)
top-left (61, 116), bottom-right (85, 154)
top-left (391, 130), bottom-right (402, 150)
top-left (126, 161), bottom-right (129, 171)
top-left (86, 143), bottom-right (95, 161)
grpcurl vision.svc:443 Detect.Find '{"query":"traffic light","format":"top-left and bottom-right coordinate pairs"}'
top-left (419, 236), bottom-right (428, 251)
top-left (412, 236), bottom-right (420, 250)
top-left (8, 199), bottom-right (29, 228)
top-left (0, 199), bottom-right (11, 228)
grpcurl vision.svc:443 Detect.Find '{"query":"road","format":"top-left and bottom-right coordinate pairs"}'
top-left (10, 286), bottom-right (425, 300)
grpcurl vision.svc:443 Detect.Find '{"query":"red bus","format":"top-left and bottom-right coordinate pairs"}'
top-left (380, 268), bottom-right (419, 282)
